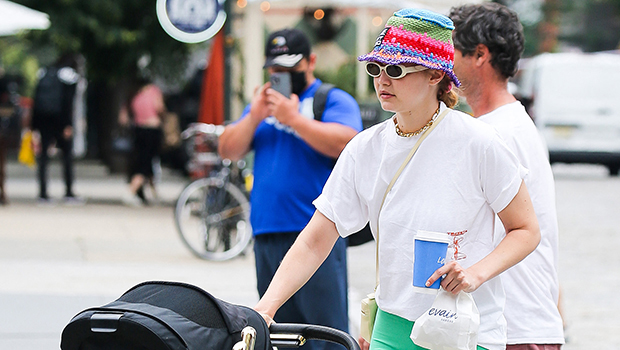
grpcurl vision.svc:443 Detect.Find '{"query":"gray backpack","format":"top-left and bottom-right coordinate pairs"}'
top-left (312, 83), bottom-right (335, 121)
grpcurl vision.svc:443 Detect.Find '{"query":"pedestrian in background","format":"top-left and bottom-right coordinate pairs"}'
top-left (0, 123), bottom-right (7, 205)
top-left (253, 9), bottom-right (540, 350)
top-left (118, 77), bottom-right (165, 206)
top-left (31, 54), bottom-right (82, 204)
top-left (450, 3), bottom-right (565, 348)
top-left (0, 69), bottom-right (11, 205)
top-left (218, 28), bottom-right (362, 350)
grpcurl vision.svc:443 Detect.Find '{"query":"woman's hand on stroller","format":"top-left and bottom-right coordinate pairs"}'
top-left (255, 310), bottom-right (275, 327)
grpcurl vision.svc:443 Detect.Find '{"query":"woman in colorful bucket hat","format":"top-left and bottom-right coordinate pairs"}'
top-left (255, 8), bottom-right (540, 350)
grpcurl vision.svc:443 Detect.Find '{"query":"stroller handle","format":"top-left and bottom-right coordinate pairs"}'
top-left (269, 324), bottom-right (360, 350)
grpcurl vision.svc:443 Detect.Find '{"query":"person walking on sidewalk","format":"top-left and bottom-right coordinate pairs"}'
top-left (450, 3), bottom-right (565, 349)
top-left (31, 54), bottom-right (82, 204)
top-left (0, 70), bottom-right (13, 205)
top-left (218, 28), bottom-right (362, 350)
top-left (253, 9), bottom-right (540, 350)
top-left (118, 78), bottom-right (165, 206)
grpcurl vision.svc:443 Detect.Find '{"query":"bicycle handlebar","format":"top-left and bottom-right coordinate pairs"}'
top-left (269, 324), bottom-right (360, 350)
top-left (181, 123), bottom-right (225, 140)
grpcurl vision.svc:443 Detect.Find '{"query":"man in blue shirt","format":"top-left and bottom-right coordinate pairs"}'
top-left (218, 28), bottom-right (362, 350)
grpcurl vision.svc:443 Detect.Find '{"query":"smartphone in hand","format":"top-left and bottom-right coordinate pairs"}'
top-left (269, 72), bottom-right (291, 98)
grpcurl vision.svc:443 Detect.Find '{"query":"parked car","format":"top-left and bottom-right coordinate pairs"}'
top-left (516, 52), bottom-right (620, 175)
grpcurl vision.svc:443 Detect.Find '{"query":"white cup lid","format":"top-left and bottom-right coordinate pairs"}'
top-left (415, 230), bottom-right (451, 244)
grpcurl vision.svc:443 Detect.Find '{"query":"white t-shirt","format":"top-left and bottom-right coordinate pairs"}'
top-left (314, 103), bottom-right (526, 350)
top-left (479, 102), bottom-right (565, 345)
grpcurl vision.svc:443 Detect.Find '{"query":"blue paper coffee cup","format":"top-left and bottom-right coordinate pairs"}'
top-left (413, 230), bottom-right (450, 293)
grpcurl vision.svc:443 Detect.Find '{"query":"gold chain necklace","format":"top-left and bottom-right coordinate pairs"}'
top-left (394, 106), bottom-right (440, 138)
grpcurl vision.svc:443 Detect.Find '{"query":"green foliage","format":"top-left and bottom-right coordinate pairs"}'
top-left (0, 37), bottom-right (40, 96)
top-left (314, 59), bottom-right (357, 98)
top-left (11, 0), bottom-right (192, 85)
top-left (561, 0), bottom-right (620, 52)
top-left (495, 0), bottom-right (620, 55)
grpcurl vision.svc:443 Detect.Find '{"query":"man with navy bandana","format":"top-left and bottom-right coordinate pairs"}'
top-left (218, 28), bottom-right (361, 350)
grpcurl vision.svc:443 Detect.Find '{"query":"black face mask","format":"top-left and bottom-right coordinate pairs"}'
top-left (290, 71), bottom-right (308, 96)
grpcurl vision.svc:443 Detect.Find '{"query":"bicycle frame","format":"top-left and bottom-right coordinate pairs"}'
top-left (175, 123), bottom-right (253, 261)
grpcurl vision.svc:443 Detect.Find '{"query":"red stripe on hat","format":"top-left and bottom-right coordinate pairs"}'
top-left (383, 26), bottom-right (454, 63)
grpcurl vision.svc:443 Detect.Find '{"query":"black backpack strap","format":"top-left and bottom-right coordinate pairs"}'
top-left (312, 83), bottom-right (335, 121)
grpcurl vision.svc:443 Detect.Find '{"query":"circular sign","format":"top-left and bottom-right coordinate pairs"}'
top-left (156, 0), bottom-right (227, 43)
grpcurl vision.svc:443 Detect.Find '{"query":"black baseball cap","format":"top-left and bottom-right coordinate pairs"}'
top-left (264, 28), bottom-right (311, 68)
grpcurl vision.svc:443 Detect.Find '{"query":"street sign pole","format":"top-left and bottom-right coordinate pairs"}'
top-left (224, 0), bottom-right (232, 123)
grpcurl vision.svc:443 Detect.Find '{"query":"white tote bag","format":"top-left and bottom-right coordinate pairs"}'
top-left (410, 288), bottom-right (480, 350)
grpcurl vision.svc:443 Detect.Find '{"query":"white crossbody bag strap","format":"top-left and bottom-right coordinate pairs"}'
top-left (374, 109), bottom-right (449, 288)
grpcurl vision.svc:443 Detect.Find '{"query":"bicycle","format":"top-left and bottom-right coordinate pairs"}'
top-left (174, 123), bottom-right (253, 261)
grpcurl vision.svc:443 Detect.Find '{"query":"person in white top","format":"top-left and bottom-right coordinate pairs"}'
top-left (254, 8), bottom-right (541, 350)
top-left (450, 3), bottom-right (565, 349)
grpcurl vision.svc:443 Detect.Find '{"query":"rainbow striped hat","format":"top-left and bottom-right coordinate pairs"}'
top-left (358, 8), bottom-right (460, 86)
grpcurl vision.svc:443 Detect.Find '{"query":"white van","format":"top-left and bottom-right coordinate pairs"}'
top-left (517, 52), bottom-right (620, 175)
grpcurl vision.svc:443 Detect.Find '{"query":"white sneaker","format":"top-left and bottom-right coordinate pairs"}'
top-left (122, 193), bottom-right (143, 207)
top-left (63, 195), bottom-right (87, 206)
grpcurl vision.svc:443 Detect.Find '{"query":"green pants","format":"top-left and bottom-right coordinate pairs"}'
top-left (370, 308), bottom-right (488, 350)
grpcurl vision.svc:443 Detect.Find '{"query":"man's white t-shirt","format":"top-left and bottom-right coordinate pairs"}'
top-left (479, 102), bottom-right (565, 345)
top-left (314, 104), bottom-right (526, 350)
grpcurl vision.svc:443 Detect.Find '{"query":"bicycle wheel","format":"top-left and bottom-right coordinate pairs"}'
top-left (175, 177), bottom-right (252, 261)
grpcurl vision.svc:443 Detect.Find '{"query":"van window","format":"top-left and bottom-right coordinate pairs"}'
top-left (536, 62), bottom-right (619, 117)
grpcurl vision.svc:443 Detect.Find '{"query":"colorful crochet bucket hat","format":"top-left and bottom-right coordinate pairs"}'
top-left (358, 8), bottom-right (460, 87)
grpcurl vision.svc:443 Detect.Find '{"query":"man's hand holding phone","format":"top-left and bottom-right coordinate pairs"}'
top-left (249, 83), bottom-right (272, 124)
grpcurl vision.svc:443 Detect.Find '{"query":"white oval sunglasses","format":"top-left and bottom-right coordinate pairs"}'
top-left (365, 61), bottom-right (428, 79)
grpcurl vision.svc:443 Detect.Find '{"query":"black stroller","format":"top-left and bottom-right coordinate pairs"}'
top-left (60, 281), bottom-right (359, 350)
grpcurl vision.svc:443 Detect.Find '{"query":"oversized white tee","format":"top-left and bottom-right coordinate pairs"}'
top-left (479, 102), bottom-right (564, 345)
top-left (314, 104), bottom-right (526, 350)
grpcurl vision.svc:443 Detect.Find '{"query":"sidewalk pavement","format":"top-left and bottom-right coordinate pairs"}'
top-left (0, 158), bottom-right (376, 350)
top-left (4, 160), bottom-right (620, 350)
top-left (2, 158), bottom-right (187, 206)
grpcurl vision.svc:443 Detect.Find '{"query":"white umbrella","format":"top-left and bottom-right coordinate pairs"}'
top-left (0, 0), bottom-right (50, 36)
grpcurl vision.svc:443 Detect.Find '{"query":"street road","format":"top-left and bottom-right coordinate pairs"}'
top-left (0, 162), bottom-right (618, 350)
top-left (552, 164), bottom-right (620, 349)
